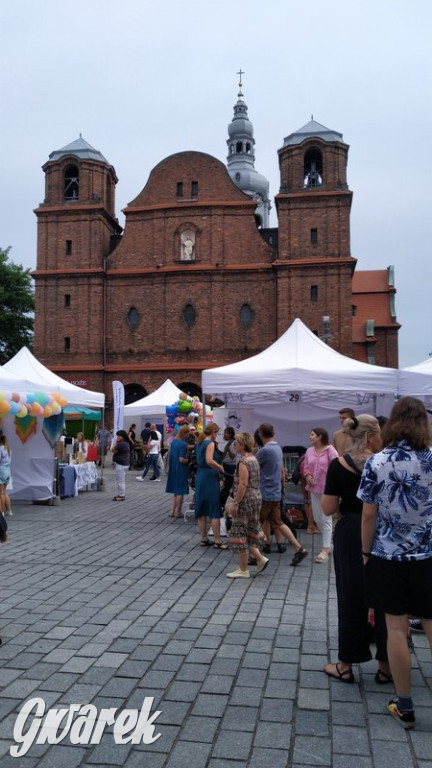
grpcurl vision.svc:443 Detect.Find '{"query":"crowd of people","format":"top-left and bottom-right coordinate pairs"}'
top-left (3, 397), bottom-right (431, 731)
top-left (160, 400), bottom-right (432, 730)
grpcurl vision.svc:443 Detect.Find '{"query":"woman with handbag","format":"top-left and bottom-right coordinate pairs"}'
top-left (321, 415), bottom-right (391, 685)
top-left (226, 432), bottom-right (269, 578)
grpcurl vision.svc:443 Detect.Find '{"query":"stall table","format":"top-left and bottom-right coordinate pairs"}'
top-left (59, 462), bottom-right (98, 498)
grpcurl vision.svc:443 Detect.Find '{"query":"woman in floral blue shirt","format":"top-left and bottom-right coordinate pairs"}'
top-left (358, 396), bottom-right (432, 729)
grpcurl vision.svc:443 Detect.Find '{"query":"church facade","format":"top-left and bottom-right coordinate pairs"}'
top-left (33, 85), bottom-right (400, 407)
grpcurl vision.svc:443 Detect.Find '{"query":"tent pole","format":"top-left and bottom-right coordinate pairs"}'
top-left (99, 410), bottom-right (106, 490)
top-left (202, 392), bottom-right (207, 428)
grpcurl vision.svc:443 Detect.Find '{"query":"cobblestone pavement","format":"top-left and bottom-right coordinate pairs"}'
top-left (1, 466), bottom-right (431, 768)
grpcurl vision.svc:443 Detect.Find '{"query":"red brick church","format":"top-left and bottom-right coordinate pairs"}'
top-left (33, 81), bottom-right (400, 406)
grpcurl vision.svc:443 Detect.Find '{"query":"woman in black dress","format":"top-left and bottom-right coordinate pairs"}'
top-left (321, 414), bottom-right (391, 684)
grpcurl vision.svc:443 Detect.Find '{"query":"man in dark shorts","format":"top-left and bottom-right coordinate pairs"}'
top-left (257, 423), bottom-right (308, 567)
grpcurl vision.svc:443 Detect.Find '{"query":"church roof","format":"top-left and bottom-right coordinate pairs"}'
top-left (283, 119), bottom-right (344, 147)
top-left (48, 136), bottom-right (109, 163)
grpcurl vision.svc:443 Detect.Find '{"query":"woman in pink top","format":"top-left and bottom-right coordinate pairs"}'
top-left (302, 428), bottom-right (339, 563)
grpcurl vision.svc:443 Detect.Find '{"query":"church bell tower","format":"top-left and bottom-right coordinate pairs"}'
top-left (33, 136), bottom-right (122, 379)
top-left (275, 119), bottom-right (356, 353)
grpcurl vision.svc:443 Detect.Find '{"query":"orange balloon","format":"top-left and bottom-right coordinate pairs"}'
top-left (0, 401), bottom-right (11, 414)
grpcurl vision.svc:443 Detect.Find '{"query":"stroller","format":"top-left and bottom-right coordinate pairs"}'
top-left (281, 446), bottom-right (308, 531)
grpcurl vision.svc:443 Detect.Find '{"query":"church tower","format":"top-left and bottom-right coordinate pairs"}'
top-left (33, 136), bottom-right (122, 387)
top-left (226, 72), bottom-right (271, 228)
top-left (275, 119), bottom-right (356, 353)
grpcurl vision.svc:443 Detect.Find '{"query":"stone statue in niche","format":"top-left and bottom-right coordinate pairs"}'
top-left (180, 230), bottom-right (195, 261)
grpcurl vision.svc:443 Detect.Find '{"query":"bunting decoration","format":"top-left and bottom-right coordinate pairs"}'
top-left (14, 415), bottom-right (37, 444)
top-left (42, 413), bottom-right (65, 448)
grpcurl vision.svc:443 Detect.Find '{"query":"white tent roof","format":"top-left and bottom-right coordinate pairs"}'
top-left (124, 379), bottom-right (183, 416)
top-left (0, 364), bottom-right (29, 393)
top-left (202, 318), bottom-right (399, 406)
top-left (3, 348), bottom-right (105, 407)
top-left (399, 357), bottom-right (432, 397)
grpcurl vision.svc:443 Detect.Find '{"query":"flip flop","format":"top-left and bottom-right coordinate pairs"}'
top-left (375, 669), bottom-right (393, 685)
top-left (324, 662), bottom-right (355, 684)
top-left (200, 539), bottom-right (212, 547)
top-left (213, 541), bottom-right (229, 549)
top-left (112, 496), bottom-right (125, 501)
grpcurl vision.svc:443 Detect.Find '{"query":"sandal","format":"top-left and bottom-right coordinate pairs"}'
top-left (213, 540), bottom-right (229, 550)
top-left (375, 668), bottom-right (393, 685)
top-left (324, 662), bottom-right (355, 684)
top-left (112, 496), bottom-right (125, 501)
top-left (315, 551), bottom-right (329, 563)
top-left (200, 539), bottom-right (212, 547)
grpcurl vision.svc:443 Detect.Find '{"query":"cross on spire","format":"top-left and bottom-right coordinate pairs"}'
top-left (237, 68), bottom-right (245, 97)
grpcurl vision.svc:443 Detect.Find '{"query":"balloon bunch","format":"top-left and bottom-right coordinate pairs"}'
top-left (166, 394), bottom-right (211, 435)
top-left (0, 390), bottom-right (68, 418)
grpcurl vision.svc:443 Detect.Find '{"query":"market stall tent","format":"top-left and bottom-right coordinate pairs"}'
top-left (202, 319), bottom-right (399, 444)
top-left (3, 347), bottom-right (105, 407)
top-left (124, 379), bottom-right (184, 418)
top-left (2, 348), bottom-right (104, 501)
top-left (399, 357), bottom-right (432, 401)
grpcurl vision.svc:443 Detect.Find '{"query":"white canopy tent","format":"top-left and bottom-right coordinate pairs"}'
top-left (124, 379), bottom-right (183, 419)
top-left (399, 358), bottom-right (432, 397)
top-left (0, 363), bottom-right (28, 393)
top-left (3, 347), bottom-right (105, 407)
top-left (2, 348), bottom-right (104, 501)
top-left (203, 319), bottom-right (399, 445)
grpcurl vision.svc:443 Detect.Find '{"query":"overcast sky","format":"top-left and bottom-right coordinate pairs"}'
top-left (1, 0), bottom-right (430, 367)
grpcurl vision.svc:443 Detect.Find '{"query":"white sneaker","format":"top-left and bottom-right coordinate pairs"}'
top-left (152, 478), bottom-right (161, 482)
top-left (4, 510), bottom-right (13, 516)
top-left (226, 569), bottom-right (250, 579)
top-left (256, 556), bottom-right (269, 574)
top-left (136, 477), bottom-right (144, 482)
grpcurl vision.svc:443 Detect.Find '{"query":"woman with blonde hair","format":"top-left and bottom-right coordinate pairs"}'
top-left (227, 432), bottom-right (269, 578)
top-left (166, 424), bottom-right (190, 519)
top-left (322, 414), bottom-right (391, 685)
top-left (195, 422), bottom-right (227, 549)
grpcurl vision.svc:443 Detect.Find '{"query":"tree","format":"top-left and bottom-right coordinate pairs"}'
top-left (0, 246), bottom-right (34, 365)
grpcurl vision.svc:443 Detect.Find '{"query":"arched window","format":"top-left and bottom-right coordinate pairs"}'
top-left (183, 304), bottom-right (196, 328)
top-left (124, 383), bottom-right (147, 404)
top-left (236, 141), bottom-right (243, 153)
top-left (246, 142), bottom-right (251, 153)
top-left (64, 164), bottom-right (79, 200)
top-left (177, 382), bottom-right (202, 399)
top-left (127, 307), bottom-right (140, 331)
top-left (239, 303), bottom-right (254, 329)
top-left (303, 148), bottom-right (323, 188)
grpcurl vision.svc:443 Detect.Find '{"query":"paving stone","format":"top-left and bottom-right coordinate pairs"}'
top-left (254, 721), bottom-right (292, 749)
top-left (179, 715), bottom-right (220, 742)
top-left (248, 747), bottom-right (291, 768)
top-left (293, 735), bottom-right (332, 766)
top-left (165, 740), bottom-right (212, 768)
top-left (212, 729), bottom-right (254, 760)
top-left (333, 725), bottom-right (370, 754)
top-left (295, 709), bottom-right (329, 736)
top-left (191, 694), bottom-right (229, 717)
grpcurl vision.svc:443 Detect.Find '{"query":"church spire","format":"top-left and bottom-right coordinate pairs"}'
top-left (226, 72), bottom-right (271, 228)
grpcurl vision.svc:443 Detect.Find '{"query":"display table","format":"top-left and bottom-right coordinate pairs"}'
top-left (59, 462), bottom-right (98, 498)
